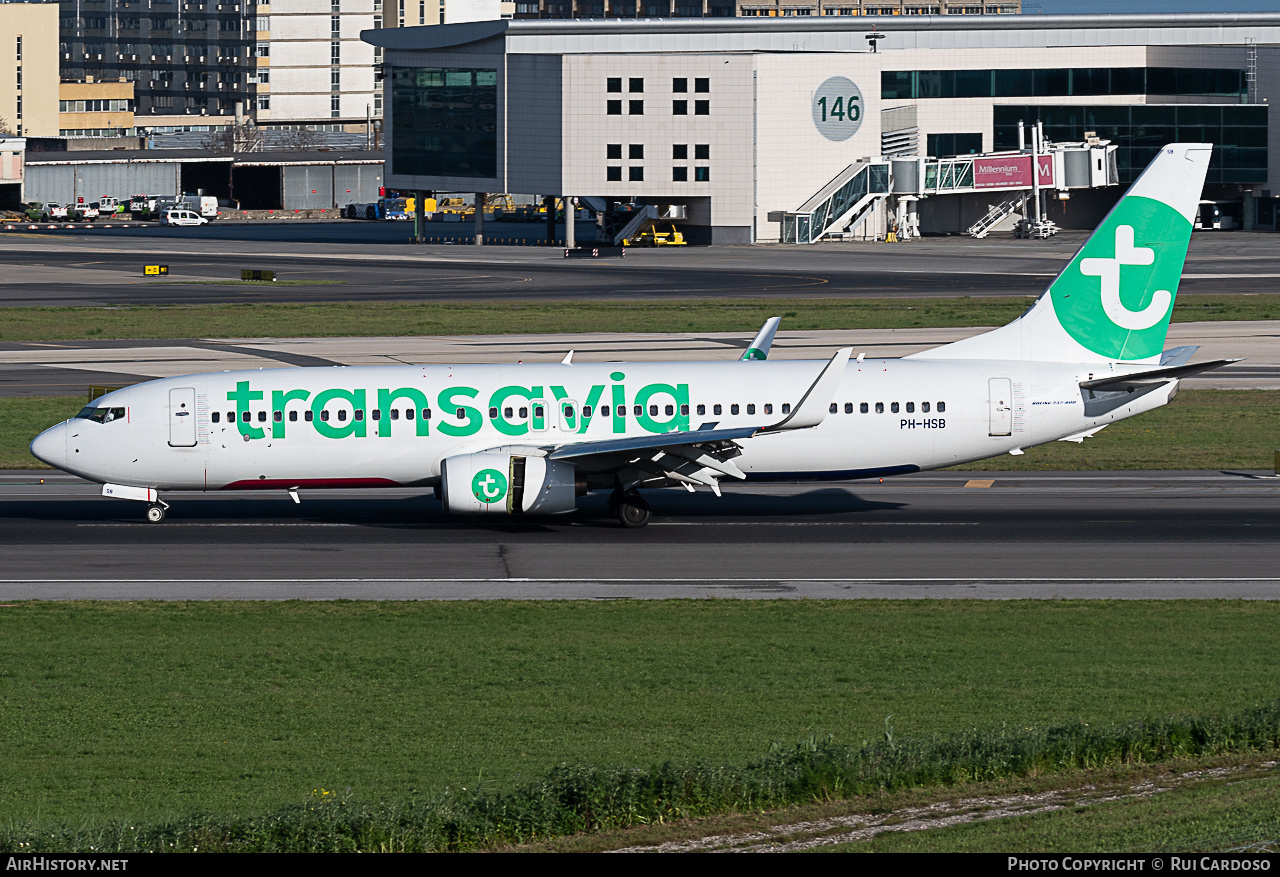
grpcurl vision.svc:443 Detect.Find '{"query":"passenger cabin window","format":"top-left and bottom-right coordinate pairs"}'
top-left (257, 411), bottom-right (267, 422)
top-left (891, 402), bottom-right (899, 413)
top-left (290, 410), bottom-right (299, 421)
top-left (829, 403), bottom-right (837, 414)
top-left (273, 410), bottom-right (282, 422)
top-left (746, 404), bottom-right (755, 415)
top-left (782, 403), bottom-right (791, 414)
top-left (906, 402), bottom-right (914, 413)
top-left (731, 404), bottom-right (739, 415)
top-left (305, 411), bottom-right (314, 422)
top-left (922, 402), bottom-right (930, 413)
top-left (212, 412), bottom-right (220, 423)
top-left (714, 404), bottom-right (722, 415)
top-left (875, 403), bottom-right (884, 413)
top-left (937, 402), bottom-right (946, 412)
top-left (696, 404), bottom-right (705, 415)
top-left (320, 410), bottom-right (330, 422)
top-left (337, 410), bottom-right (347, 422)
top-left (860, 403), bottom-right (869, 413)
top-left (844, 403), bottom-right (853, 414)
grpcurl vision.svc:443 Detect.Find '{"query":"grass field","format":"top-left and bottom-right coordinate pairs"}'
top-left (1, 599), bottom-right (1279, 837)
top-left (0, 294), bottom-right (1278, 342)
top-left (2, 390), bottom-right (1276, 471)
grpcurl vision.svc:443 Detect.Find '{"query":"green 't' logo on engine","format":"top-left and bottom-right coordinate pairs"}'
top-left (1048, 195), bottom-right (1192, 361)
top-left (472, 468), bottom-right (508, 503)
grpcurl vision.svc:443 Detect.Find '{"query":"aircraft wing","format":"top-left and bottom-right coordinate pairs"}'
top-left (544, 346), bottom-right (853, 493)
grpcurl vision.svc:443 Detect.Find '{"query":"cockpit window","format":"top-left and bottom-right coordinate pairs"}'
top-left (74, 406), bottom-right (125, 423)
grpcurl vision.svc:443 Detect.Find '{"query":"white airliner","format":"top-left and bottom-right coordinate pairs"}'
top-left (31, 144), bottom-right (1233, 528)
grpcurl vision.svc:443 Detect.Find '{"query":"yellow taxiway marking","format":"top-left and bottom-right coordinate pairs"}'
top-left (964, 479), bottom-right (995, 488)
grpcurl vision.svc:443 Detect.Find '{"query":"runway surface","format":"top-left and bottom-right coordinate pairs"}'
top-left (4, 321), bottom-right (1278, 395)
top-left (1, 225), bottom-right (1278, 305)
top-left (2, 470), bottom-right (1276, 601)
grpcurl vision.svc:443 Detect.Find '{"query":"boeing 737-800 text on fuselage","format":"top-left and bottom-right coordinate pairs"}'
top-left (31, 145), bottom-right (1234, 527)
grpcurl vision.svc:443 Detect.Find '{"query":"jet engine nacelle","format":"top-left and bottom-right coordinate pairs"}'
top-left (440, 452), bottom-right (579, 515)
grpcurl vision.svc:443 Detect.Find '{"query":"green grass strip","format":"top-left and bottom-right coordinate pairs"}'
top-left (0, 294), bottom-right (1277, 341)
top-left (3, 390), bottom-right (1277, 470)
top-left (4, 702), bottom-right (1279, 852)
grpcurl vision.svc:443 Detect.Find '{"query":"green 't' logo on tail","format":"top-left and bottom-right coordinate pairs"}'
top-left (1049, 195), bottom-right (1192, 361)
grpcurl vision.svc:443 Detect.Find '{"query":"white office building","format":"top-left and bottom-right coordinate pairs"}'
top-left (364, 13), bottom-right (1280, 243)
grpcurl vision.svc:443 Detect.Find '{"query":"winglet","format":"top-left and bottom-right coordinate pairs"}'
top-left (760, 347), bottom-right (853, 433)
top-left (740, 317), bottom-right (782, 361)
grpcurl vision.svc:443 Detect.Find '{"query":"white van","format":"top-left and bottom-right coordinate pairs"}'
top-left (180, 195), bottom-right (219, 220)
top-left (161, 208), bottom-right (209, 227)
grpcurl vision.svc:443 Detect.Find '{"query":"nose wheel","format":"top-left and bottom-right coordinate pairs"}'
top-left (145, 503), bottom-right (167, 523)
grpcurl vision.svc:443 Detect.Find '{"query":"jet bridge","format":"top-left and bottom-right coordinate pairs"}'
top-left (779, 140), bottom-right (1118, 244)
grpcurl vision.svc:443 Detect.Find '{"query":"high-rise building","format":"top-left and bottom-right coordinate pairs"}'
top-left (1, 1), bottom-right (60, 137)
top-left (57, 0), bottom-right (254, 126)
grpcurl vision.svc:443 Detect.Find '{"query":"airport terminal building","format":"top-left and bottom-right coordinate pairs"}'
top-left (366, 13), bottom-right (1280, 243)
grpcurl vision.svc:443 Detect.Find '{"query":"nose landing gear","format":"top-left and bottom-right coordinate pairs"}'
top-left (102, 483), bottom-right (170, 522)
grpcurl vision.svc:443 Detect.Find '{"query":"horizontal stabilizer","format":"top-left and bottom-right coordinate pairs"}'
top-left (1080, 358), bottom-right (1238, 392)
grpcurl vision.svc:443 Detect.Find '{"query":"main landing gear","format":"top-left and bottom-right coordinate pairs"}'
top-left (609, 490), bottom-right (651, 529)
top-left (145, 501), bottom-right (169, 523)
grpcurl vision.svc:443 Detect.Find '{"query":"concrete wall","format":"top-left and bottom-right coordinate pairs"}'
top-left (561, 52), bottom-right (755, 240)
top-left (754, 53), bottom-right (882, 243)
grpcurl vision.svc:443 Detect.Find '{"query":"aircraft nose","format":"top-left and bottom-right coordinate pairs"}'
top-left (30, 422), bottom-right (67, 469)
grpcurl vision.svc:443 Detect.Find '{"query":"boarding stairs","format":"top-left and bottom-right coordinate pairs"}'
top-left (967, 192), bottom-right (1029, 239)
top-left (612, 204), bottom-right (687, 246)
top-left (780, 161), bottom-right (891, 244)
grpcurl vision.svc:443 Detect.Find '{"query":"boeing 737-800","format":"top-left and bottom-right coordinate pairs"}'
top-left (30, 144), bottom-right (1234, 528)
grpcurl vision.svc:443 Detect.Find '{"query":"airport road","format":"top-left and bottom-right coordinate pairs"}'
top-left (1, 470), bottom-right (1276, 601)
top-left (1, 224), bottom-right (1279, 305)
top-left (3, 321), bottom-right (1278, 395)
